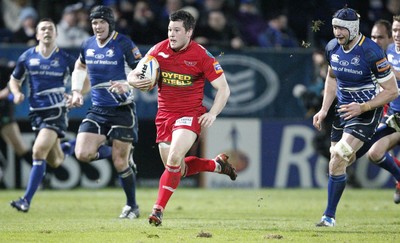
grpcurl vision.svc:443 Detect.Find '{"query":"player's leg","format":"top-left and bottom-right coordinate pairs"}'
top-left (0, 122), bottom-right (33, 164)
top-left (149, 129), bottom-right (196, 226)
top-left (112, 139), bottom-right (139, 219)
top-left (317, 133), bottom-right (362, 227)
top-left (74, 132), bottom-right (107, 162)
top-left (10, 128), bottom-right (58, 212)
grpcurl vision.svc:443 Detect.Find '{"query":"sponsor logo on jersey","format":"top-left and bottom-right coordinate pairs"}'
top-left (29, 58), bottom-right (40, 66)
top-left (175, 117), bottom-right (193, 126)
top-left (40, 65), bottom-right (50, 70)
top-left (161, 71), bottom-right (192, 86)
top-left (339, 60), bottom-right (349, 66)
top-left (213, 62), bottom-right (223, 74)
top-left (86, 49), bottom-right (95, 57)
top-left (376, 58), bottom-right (391, 72)
top-left (331, 54), bottom-right (339, 63)
top-left (95, 54), bottom-right (105, 59)
top-left (157, 52), bottom-right (169, 58)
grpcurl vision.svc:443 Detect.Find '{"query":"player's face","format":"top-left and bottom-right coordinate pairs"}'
top-left (168, 20), bottom-right (193, 51)
top-left (36, 21), bottom-right (57, 45)
top-left (333, 25), bottom-right (351, 46)
top-left (392, 21), bottom-right (400, 49)
top-left (91, 18), bottom-right (110, 42)
top-left (371, 25), bottom-right (392, 51)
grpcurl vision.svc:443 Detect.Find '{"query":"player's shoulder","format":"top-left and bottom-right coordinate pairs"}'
top-left (325, 38), bottom-right (339, 53)
top-left (387, 42), bottom-right (396, 53)
top-left (189, 41), bottom-right (217, 59)
top-left (360, 35), bottom-right (386, 60)
top-left (19, 46), bottom-right (37, 60)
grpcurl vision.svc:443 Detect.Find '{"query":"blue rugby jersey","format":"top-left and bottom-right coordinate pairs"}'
top-left (385, 43), bottom-right (400, 112)
top-left (325, 34), bottom-right (393, 105)
top-left (12, 46), bottom-right (75, 110)
top-left (79, 31), bottom-right (142, 107)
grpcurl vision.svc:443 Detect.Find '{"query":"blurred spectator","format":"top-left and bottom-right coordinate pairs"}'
top-left (235, 0), bottom-right (268, 47)
top-left (2, 0), bottom-right (29, 33)
top-left (11, 7), bottom-right (38, 46)
top-left (128, 0), bottom-right (162, 45)
top-left (194, 10), bottom-right (244, 50)
top-left (370, 19), bottom-right (393, 51)
top-left (56, 3), bottom-right (90, 48)
top-left (258, 12), bottom-right (298, 48)
top-left (158, 0), bottom-right (184, 37)
top-left (380, 0), bottom-right (400, 22)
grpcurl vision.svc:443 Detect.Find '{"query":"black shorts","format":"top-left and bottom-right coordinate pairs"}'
top-left (78, 103), bottom-right (138, 143)
top-left (29, 107), bottom-right (68, 138)
top-left (331, 104), bottom-right (383, 143)
top-left (0, 99), bottom-right (15, 129)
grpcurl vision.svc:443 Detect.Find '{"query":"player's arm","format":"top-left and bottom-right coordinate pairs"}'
top-left (368, 73), bottom-right (398, 110)
top-left (71, 59), bottom-right (87, 107)
top-left (8, 76), bottom-right (24, 105)
top-left (199, 74), bottom-right (230, 128)
top-left (313, 66), bottom-right (336, 130)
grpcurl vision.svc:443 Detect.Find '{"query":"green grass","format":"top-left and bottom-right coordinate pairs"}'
top-left (0, 188), bottom-right (399, 242)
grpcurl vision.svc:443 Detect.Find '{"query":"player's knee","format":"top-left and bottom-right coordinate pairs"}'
top-left (167, 151), bottom-right (184, 167)
top-left (332, 140), bottom-right (355, 163)
top-left (329, 141), bottom-right (355, 174)
top-left (74, 149), bottom-right (94, 163)
top-left (367, 149), bottom-right (383, 164)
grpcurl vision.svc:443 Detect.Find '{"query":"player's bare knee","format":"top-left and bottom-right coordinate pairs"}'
top-left (367, 149), bottom-right (383, 163)
top-left (167, 152), bottom-right (184, 167)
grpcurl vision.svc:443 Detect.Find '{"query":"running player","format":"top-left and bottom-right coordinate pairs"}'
top-left (70, 5), bottom-right (142, 219)
top-left (9, 18), bottom-right (76, 212)
top-left (313, 7), bottom-right (398, 226)
top-left (127, 9), bottom-right (237, 226)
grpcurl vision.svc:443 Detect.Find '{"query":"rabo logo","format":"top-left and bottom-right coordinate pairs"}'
top-left (203, 55), bottom-right (279, 115)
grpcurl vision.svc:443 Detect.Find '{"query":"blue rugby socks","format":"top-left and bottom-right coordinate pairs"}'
top-left (324, 174), bottom-right (347, 218)
top-left (24, 159), bottom-right (46, 204)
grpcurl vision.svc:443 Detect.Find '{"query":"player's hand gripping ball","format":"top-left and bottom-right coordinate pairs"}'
top-left (136, 55), bottom-right (160, 91)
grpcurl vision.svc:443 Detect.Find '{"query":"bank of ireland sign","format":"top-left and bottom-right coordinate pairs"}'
top-left (203, 54), bottom-right (279, 115)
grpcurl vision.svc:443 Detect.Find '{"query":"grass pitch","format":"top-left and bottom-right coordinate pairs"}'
top-left (0, 188), bottom-right (399, 242)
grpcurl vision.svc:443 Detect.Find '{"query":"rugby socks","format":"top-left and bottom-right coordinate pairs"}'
top-left (24, 159), bottom-right (46, 204)
top-left (184, 156), bottom-right (216, 177)
top-left (61, 139), bottom-right (76, 157)
top-left (324, 174), bottom-right (347, 218)
top-left (155, 165), bottom-right (181, 210)
top-left (95, 145), bottom-right (112, 160)
top-left (118, 167), bottom-right (137, 208)
top-left (375, 153), bottom-right (400, 182)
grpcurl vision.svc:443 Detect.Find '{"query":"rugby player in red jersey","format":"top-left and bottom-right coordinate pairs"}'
top-left (128, 9), bottom-right (237, 226)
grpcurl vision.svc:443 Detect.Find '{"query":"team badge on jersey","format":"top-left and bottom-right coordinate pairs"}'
top-left (376, 58), bottom-right (390, 72)
top-left (213, 61), bottom-right (223, 74)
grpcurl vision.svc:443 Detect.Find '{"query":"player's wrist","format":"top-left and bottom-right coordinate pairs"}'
top-left (71, 69), bottom-right (86, 92)
top-left (360, 102), bottom-right (371, 112)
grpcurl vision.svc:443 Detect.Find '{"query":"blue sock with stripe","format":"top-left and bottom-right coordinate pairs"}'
top-left (24, 159), bottom-right (46, 204)
top-left (324, 174), bottom-right (347, 218)
top-left (118, 167), bottom-right (137, 208)
top-left (376, 153), bottom-right (400, 181)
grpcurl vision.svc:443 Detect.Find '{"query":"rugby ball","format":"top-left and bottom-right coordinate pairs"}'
top-left (137, 55), bottom-right (160, 91)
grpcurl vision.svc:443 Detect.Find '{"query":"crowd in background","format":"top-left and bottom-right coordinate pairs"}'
top-left (1, 0), bottom-right (400, 51)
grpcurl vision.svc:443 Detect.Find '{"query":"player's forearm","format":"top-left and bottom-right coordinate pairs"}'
top-left (208, 86), bottom-right (230, 116)
top-left (8, 78), bottom-right (21, 95)
top-left (320, 76), bottom-right (336, 112)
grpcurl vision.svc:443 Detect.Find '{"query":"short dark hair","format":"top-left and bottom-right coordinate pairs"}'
top-left (169, 10), bottom-right (196, 32)
top-left (374, 19), bottom-right (392, 38)
top-left (36, 18), bottom-right (57, 32)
